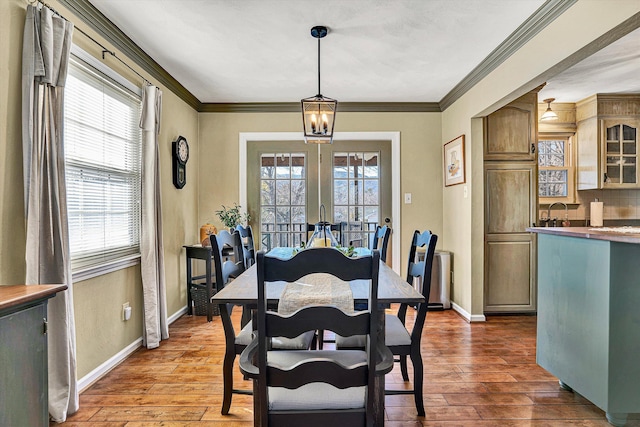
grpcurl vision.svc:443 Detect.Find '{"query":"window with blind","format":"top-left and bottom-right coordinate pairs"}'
top-left (538, 135), bottom-right (575, 204)
top-left (64, 54), bottom-right (142, 278)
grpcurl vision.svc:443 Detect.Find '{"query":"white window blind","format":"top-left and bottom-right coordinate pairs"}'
top-left (64, 56), bottom-right (142, 274)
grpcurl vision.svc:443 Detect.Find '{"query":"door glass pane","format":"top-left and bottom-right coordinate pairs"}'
top-left (291, 180), bottom-right (305, 205)
top-left (335, 151), bottom-right (381, 247)
top-left (334, 153), bottom-right (348, 178)
top-left (364, 153), bottom-right (379, 178)
top-left (334, 180), bottom-right (348, 204)
top-left (276, 154), bottom-right (290, 178)
top-left (261, 155), bottom-right (275, 178)
top-left (276, 181), bottom-right (290, 205)
top-left (291, 153), bottom-right (305, 178)
top-left (260, 153), bottom-right (306, 250)
top-left (348, 180), bottom-right (363, 205)
top-left (261, 180), bottom-right (274, 205)
top-left (364, 180), bottom-right (379, 205)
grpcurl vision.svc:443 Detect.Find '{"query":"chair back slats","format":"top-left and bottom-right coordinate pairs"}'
top-left (265, 307), bottom-right (370, 339)
top-left (405, 230), bottom-right (438, 342)
top-left (263, 248), bottom-right (378, 283)
top-left (268, 359), bottom-right (368, 389)
top-left (233, 224), bottom-right (255, 268)
top-left (253, 248), bottom-right (381, 426)
top-left (371, 225), bottom-right (391, 263)
top-left (210, 230), bottom-right (245, 289)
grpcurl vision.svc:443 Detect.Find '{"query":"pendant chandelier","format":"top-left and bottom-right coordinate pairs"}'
top-left (301, 26), bottom-right (338, 144)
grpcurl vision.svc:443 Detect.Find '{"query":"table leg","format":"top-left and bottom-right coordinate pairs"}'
top-left (206, 255), bottom-right (212, 322)
top-left (373, 309), bottom-right (386, 425)
top-left (186, 255), bottom-right (193, 316)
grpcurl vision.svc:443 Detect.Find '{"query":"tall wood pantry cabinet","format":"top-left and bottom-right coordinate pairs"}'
top-left (483, 90), bottom-right (538, 313)
top-left (0, 285), bottom-right (67, 427)
top-left (576, 94), bottom-right (640, 189)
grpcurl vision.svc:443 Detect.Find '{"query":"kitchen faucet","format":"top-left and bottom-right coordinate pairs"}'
top-left (547, 202), bottom-right (569, 227)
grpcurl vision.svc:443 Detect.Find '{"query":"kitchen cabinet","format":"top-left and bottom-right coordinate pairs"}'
top-left (576, 94), bottom-right (640, 189)
top-left (483, 90), bottom-right (538, 313)
top-left (0, 285), bottom-right (67, 427)
top-left (484, 91), bottom-right (537, 161)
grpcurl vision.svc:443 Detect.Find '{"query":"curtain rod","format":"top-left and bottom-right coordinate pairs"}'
top-left (29, 0), bottom-right (152, 86)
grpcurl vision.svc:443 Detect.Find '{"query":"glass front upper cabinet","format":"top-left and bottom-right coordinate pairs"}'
top-left (603, 120), bottom-right (638, 187)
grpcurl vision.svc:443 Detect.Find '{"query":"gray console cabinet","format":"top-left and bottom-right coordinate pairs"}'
top-left (0, 285), bottom-right (67, 427)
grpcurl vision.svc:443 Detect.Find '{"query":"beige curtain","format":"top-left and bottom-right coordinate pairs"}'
top-left (140, 85), bottom-right (169, 348)
top-left (22, 5), bottom-right (78, 422)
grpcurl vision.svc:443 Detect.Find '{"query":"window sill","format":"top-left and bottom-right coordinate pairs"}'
top-left (72, 255), bottom-right (141, 283)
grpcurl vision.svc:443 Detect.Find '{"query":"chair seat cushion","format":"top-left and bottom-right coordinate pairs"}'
top-left (235, 321), bottom-right (314, 349)
top-left (335, 314), bottom-right (412, 348)
top-left (267, 350), bottom-right (367, 410)
top-left (384, 314), bottom-right (412, 346)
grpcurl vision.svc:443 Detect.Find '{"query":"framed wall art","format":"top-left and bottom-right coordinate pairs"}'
top-left (444, 135), bottom-right (465, 187)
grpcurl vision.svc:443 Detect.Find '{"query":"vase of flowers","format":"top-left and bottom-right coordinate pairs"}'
top-left (216, 203), bottom-right (251, 229)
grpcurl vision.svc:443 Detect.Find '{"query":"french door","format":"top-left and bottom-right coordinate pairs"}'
top-left (247, 140), bottom-right (391, 253)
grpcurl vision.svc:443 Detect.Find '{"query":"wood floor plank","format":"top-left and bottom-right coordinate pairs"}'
top-left (88, 406), bottom-right (207, 421)
top-left (51, 309), bottom-right (627, 426)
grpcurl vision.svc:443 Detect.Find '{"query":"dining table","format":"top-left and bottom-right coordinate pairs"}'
top-left (212, 246), bottom-right (424, 426)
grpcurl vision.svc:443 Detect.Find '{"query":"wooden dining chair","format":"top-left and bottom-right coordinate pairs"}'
top-left (232, 224), bottom-right (255, 269)
top-left (217, 233), bottom-right (315, 415)
top-left (239, 248), bottom-right (393, 426)
top-left (349, 224), bottom-right (391, 262)
top-left (337, 229), bottom-right (438, 416)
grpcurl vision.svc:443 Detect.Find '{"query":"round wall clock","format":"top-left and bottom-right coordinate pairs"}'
top-left (172, 136), bottom-right (189, 189)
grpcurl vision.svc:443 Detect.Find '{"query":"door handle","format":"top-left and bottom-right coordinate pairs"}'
top-left (384, 217), bottom-right (391, 224)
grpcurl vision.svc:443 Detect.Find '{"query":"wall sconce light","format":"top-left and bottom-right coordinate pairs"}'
top-left (301, 26), bottom-right (337, 144)
top-left (540, 98), bottom-right (559, 122)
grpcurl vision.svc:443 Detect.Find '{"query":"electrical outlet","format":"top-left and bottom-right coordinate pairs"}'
top-left (122, 302), bottom-right (130, 321)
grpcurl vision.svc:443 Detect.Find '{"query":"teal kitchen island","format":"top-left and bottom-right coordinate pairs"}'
top-left (528, 227), bottom-right (640, 426)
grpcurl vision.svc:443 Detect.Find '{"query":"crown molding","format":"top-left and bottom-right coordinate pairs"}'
top-left (59, 0), bottom-right (576, 113)
top-left (59, 0), bottom-right (202, 110)
top-left (200, 102), bottom-right (441, 113)
top-left (439, 0), bottom-right (577, 111)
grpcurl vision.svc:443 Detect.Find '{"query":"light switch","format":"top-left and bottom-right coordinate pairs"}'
top-left (463, 185), bottom-right (468, 199)
top-left (404, 193), bottom-right (412, 204)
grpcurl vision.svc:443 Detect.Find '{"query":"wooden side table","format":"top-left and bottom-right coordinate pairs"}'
top-left (183, 244), bottom-right (216, 321)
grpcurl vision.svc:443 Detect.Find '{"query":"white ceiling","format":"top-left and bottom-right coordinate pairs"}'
top-left (539, 26), bottom-right (640, 103)
top-left (88, 0), bottom-right (546, 103)
top-left (88, 0), bottom-right (639, 105)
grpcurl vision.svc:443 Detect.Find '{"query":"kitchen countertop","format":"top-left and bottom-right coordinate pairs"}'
top-left (526, 226), bottom-right (640, 244)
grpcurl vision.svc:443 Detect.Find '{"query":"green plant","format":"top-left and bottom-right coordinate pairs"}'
top-left (215, 203), bottom-right (250, 228)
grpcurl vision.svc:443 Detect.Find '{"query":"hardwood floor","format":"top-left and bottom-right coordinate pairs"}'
top-left (55, 307), bottom-right (638, 426)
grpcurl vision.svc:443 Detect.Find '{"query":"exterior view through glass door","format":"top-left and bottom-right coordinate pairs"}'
top-left (247, 140), bottom-right (391, 253)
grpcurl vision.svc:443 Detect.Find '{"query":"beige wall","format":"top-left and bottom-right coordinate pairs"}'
top-left (198, 112), bottom-right (443, 271)
top-left (0, 0), bottom-right (199, 379)
top-left (442, 1), bottom-right (640, 316)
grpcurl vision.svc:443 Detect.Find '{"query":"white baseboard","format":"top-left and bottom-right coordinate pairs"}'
top-left (77, 337), bottom-right (142, 392)
top-left (451, 301), bottom-right (486, 322)
top-left (77, 307), bottom-right (189, 392)
top-left (168, 306), bottom-right (188, 325)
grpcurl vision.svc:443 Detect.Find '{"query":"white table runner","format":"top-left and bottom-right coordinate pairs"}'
top-left (277, 273), bottom-right (356, 315)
